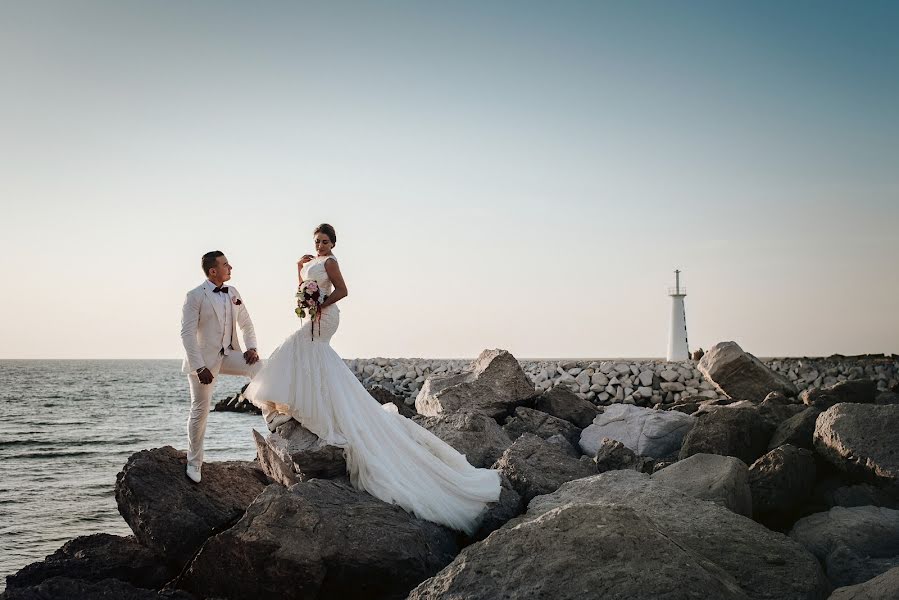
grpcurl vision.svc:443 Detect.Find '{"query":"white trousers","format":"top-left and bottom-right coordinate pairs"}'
top-left (186, 351), bottom-right (265, 468)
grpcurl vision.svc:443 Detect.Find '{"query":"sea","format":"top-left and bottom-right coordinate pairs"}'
top-left (0, 360), bottom-right (266, 590)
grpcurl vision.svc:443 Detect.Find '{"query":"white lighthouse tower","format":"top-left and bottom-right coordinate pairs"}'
top-left (667, 269), bottom-right (690, 362)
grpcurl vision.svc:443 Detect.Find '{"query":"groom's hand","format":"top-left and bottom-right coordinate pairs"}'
top-left (244, 349), bottom-right (260, 365)
top-left (197, 368), bottom-right (214, 385)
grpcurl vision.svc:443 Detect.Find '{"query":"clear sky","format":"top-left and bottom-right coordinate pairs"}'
top-left (1, 1), bottom-right (897, 360)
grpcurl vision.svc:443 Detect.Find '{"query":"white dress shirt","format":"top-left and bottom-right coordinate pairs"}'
top-left (205, 280), bottom-right (233, 355)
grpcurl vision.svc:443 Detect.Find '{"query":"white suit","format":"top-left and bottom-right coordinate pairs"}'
top-left (180, 280), bottom-right (262, 468)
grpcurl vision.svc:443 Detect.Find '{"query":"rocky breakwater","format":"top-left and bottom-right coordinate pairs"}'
top-left (6, 342), bottom-right (899, 599)
top-left (214, 351), bottom-right (898, 418)
top-left (347, 356), bottom-right (731, 408)
top-left (346, 350), bottom-right (898, 411)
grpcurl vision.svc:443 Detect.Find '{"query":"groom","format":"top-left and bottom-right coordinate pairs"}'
top-left (179, 251), bottom-right (270, 483)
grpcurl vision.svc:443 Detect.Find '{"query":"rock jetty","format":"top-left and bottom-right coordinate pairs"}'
top-left (4, 342), bottom-right (898, 599)
top-left (218, 344), bottom-right (898, 418)
top-left (342, 345), bottom-right (897, 411)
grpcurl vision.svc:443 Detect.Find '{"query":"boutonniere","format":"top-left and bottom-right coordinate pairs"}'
top-left (232, 297), bottom-right (242, 306)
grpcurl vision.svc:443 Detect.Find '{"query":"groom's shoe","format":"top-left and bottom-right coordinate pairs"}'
top-left (186, 464), bottom-right (202, 484)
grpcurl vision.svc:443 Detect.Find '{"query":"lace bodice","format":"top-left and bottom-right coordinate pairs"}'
top-left (301, 254), bottom-right (336, 296)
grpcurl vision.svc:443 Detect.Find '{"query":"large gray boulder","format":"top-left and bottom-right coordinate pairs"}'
top-left (829, 565), bottom-right (899, 600)
top-left (415, 349), bottom-right (536, 419)
top-left (579, 404), bottom-right (695, 458)
top-left (530, 472), bottom-right (830, 598)
top-left (4, 534), bottom-right (174, 592)
top-left (679, 406), bottom-right (772, 465)
top-left (493, 433), bottom-right (596, 504)
top-left (789, 506), bottom-right (899, 587)
top-left (502, 406), bottom-right (582, 447)
top-left (533, 386), bottom-right (599, 428)
top-left (801, 379), bottom-right (877, 410)
top-left (178, 479), bottom-right (459, 600)
top-left (768, 407), bottom-right (822, 450)
top-left (411, 470), bottom-right (829, 600)
top-left (748, 444), bottom-right (816, 518)
top-left (813, 403), bottom-right (899, 488)
top-left (698, 341), bottom-right (798, 401)
top-left (408, 504), bottom-right (750, 600)
top-left (413, 410), bottom-right (512, 468)
top-left (252, 420), bottom-right (347, 486)
top-left (114, 447), bottom-right (270, 568)
top-left (652, 453), bottom-right (752, 517)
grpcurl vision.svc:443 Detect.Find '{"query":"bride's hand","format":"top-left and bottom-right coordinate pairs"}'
top-left (298, 255), bottom-right (314, 267)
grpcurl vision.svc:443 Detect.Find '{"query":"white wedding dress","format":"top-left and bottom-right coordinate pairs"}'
top-left (245, 255), bottom-right (501, 535)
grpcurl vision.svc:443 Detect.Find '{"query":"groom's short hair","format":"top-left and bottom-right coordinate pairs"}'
top-left (202, 251), bottom-right (225, 275)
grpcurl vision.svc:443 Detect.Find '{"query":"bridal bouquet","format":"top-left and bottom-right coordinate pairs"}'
top-left (296, 281), bottom-right (327, 339)
top-left (295, 280), bottom-right (327, 319)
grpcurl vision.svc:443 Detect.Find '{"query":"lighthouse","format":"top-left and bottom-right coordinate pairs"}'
top-left (667, 270), bottom-right (690, 361)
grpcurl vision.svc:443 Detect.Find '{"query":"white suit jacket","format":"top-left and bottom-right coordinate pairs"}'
top-left (180, 281), bottom-right (258, 374)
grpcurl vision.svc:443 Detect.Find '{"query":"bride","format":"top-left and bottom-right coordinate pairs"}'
top-left (245, 223), bottom-right (501, 535)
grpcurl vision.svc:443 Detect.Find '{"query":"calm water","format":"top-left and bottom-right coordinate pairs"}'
top-left (0, 360), bottom-right (265, 590)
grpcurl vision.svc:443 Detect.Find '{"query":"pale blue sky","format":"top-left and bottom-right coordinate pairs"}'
top-left (1, 1), bottom-right (897, 359)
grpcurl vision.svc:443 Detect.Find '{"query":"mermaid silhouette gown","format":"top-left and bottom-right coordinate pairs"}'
top-left (244, 255), bottom-right (501, 534)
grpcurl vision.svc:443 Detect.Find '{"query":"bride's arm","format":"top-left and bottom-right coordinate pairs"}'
top-left (320, 258), bottom-right (348, 309)
top-left (297, 255), bottom-right (314, 286)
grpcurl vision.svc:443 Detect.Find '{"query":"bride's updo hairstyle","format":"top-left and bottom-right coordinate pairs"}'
top-left (315, 223), bottom-right (337, 247)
